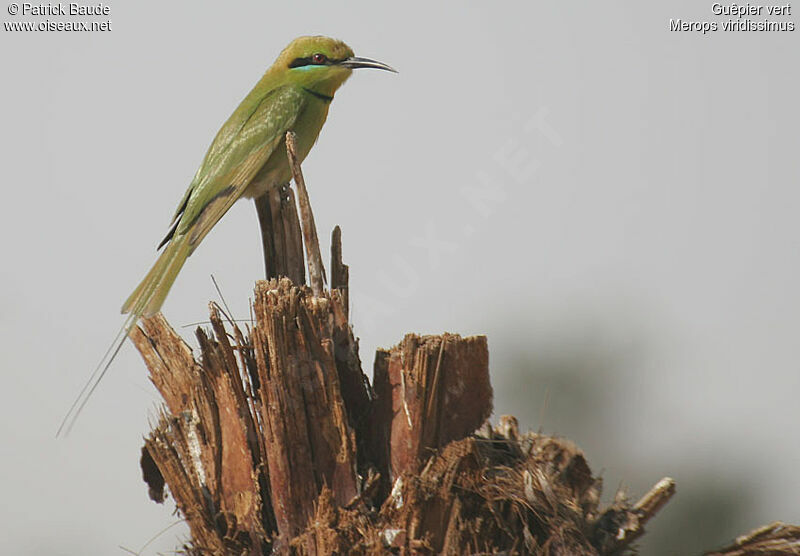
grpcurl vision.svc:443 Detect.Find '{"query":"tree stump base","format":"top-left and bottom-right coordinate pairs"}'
top-left (128, 134), bottom-right (800, 555)
top-left (132, 278), bottom-right (674, 555)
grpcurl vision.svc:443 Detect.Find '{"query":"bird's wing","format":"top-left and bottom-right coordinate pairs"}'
top-left (165, 85), bottom-right (278, 230)
top-left (172, 84), bottom-right (304, 250)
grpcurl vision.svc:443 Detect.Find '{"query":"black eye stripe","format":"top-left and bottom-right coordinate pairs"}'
top-left (288, 56), bottom-right (345, 69)
top-left (289, 57), bottom-right (313, 68)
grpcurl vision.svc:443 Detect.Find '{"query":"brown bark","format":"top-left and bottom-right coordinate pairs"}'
top-left (134, 279), bottom-right (682, 554)
top-left (705, 522), bottom-right (800, 555)
top-left (285, 131), bottom-right (325, 296)
top-left (371, 333), bottom-right (492, 493)
top-left (135, 299), bottom-right (675, 555)
top-left (254, 184), bottom-right (305, 284)
top-left (330, 226), bottom-right (348, 319)
top-left (131, 135), bottom-right (796, 555)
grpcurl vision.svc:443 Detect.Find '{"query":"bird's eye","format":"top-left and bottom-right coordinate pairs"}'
top-left (312, 53), bottom-right (327, 64)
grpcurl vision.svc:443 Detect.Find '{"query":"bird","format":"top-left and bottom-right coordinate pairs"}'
top-left (58, 36), bottom-right (396, 435)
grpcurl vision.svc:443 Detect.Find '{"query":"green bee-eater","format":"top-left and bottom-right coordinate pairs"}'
top-left (59, 36), bottom-right (396, 434)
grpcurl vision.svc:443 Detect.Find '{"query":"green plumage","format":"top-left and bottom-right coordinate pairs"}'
top-left (123, 37), bottom-right (359, 317)
top-left (58, 35), bottom-right (395, 435)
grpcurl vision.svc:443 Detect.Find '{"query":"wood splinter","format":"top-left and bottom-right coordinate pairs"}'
top-left (286, 130), bottom-right (325, 296)
top-left (131, 133), bottom-right (695, 555)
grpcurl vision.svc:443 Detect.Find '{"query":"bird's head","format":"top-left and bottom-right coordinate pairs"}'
top-left (275, 36), bottom-right (396, 96)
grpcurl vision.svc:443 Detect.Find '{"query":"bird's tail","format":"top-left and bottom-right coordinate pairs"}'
top-left (121, 233), bottom-right (192, 318)
top-left (57, 235), bottom-right (192, 436)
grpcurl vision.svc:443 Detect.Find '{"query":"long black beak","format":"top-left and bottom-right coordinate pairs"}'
top-left (339, 56), bottom-right (398, 73)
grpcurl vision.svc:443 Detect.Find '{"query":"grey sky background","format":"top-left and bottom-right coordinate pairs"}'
top-left (1, 2), bottom-right (798, 554)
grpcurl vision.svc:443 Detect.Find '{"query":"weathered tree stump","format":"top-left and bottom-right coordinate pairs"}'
top-left (134, 287), bottom-right (677, 554)
top-left (130, 133), bottom-right (797, 554)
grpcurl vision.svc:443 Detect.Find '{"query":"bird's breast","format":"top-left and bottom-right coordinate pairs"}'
top-left (243, 101), bottom-right (330, 199)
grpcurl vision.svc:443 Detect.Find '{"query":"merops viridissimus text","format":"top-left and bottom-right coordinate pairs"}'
top-left (58, 36), bottom-right (396, 435)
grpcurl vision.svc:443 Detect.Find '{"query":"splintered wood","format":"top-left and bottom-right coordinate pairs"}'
top-left (704, 522), bottom-right (800, 556)
top-left (133, 279), bottom-right (366, 553)
top-left (129, 134), bottom-right (800, 555)
top-left (132, 278), bottom-right (676, 555)
top-left (254, 185), bottom-right (305, 286)
top-left (131, 135), bottom-right (680, 554)
top-left (252, 281), bottom-right (358, 535)
top-left (372, 333), bottom-right (492, 486)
